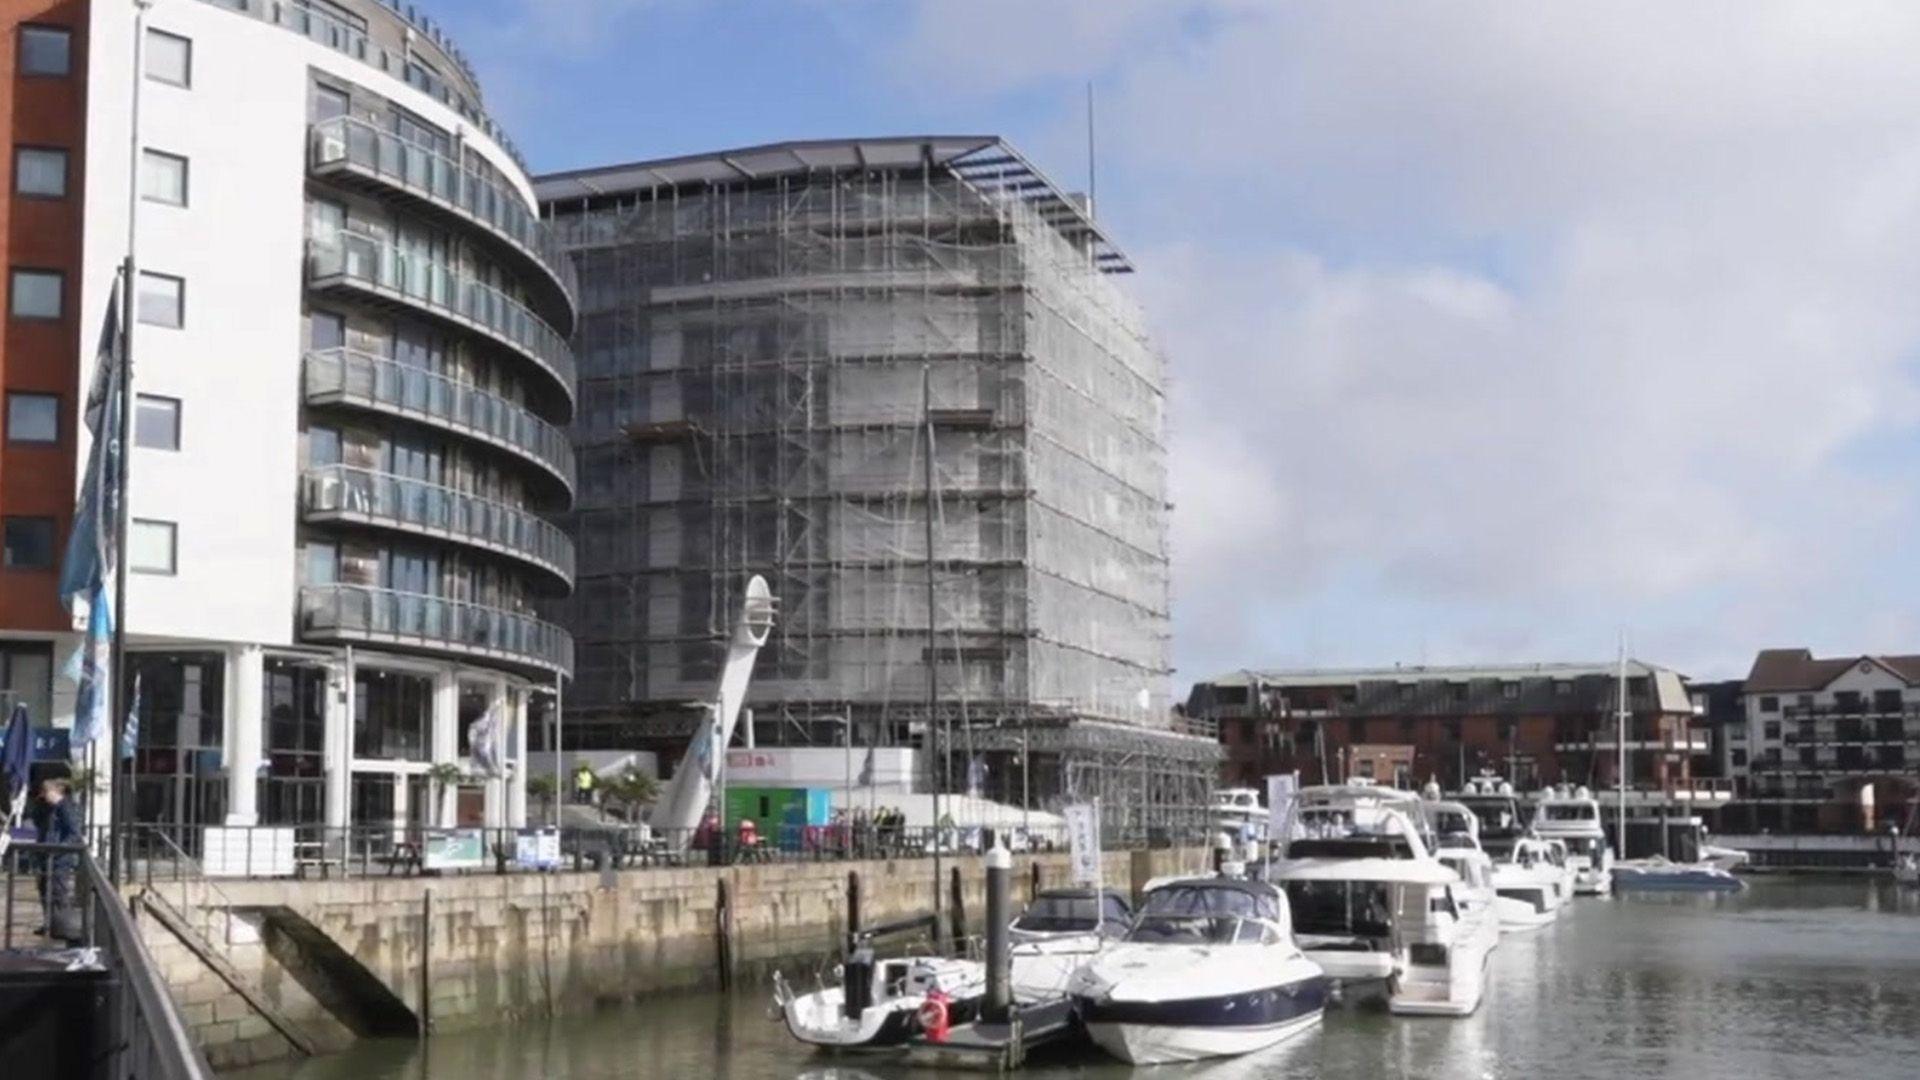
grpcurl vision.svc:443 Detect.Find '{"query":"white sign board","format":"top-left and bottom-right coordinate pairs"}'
top-left (1065, 802), bottom-right (1102, 886)
top-left (1266, 774), bottom-right (1299, 847)
top-left (514, 828), bottom-right (562, 870)
top-left (202, 827), bottom-right (295, 878)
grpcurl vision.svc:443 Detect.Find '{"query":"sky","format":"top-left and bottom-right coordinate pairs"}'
top-left (439, 0), bottom-right (1920, 693)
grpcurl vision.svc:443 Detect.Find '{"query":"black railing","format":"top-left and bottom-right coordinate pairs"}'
top-left (2, 841), bottom-right (212, 1080)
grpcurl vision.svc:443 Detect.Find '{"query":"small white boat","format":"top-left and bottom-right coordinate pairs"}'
top-left (1699, 841), bottom-right (1750, 872)
top-left (1071, 877), bottom-right (1328, 1065)
top-left (1530, 786), bottom-right (1614, 896)
top-left (1612, 856), bottom-right (1745, 892)
top-left (1482, 836), bottom-right (1567, 930)
top-left (774, 952), bottom-right (984, 1051)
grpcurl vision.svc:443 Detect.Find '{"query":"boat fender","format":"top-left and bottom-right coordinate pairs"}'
top-left (917, 991), bottom-right (952, 1042)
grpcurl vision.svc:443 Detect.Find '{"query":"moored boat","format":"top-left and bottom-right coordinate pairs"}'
top-left (774, 950), bottom-right (984, 1052)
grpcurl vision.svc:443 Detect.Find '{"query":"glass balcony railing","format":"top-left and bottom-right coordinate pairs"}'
top-left (306, 231), bottom-right (576, 413)
top-left (304, 348), bottom-right (574, 496)
top-left (196, 0), bottom-right (522, 169)
top-left (301, 465), bottom-right (574, 587)
top-left (300, 584), bottom-right (572, 674)
top-left (309, 116), bottom-right (577, 317)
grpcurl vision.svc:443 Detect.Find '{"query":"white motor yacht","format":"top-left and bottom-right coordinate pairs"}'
top-left (1007, 887), bottom-right (1131, 1001)
top-left (1070, 877), bottom-right (1327, 1065)
top-left (1480, 835), bottom-right (1566, 929)
top-left (774, 950), bottom-right (984, 1051)
top-left (1530, 786), bottom-right (1614, 896)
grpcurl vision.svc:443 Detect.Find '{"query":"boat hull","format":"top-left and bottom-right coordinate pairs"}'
top-left (1612, 868), bottom-right (1744, 893)
top-left (1493, 888), bottom-right (1558, 931)
top-left (1081, 983), bottom-right (1327, 1065)
top-left (1301, 947), bottom-right (1396, 983)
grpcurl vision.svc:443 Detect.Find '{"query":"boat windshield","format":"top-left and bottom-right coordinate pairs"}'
top-left (1013, 895), bottom-right (1101, 932)
top-left (1459, 798), bottom-right (1526, 834)
top-left (1560, 836), bottom-right (1603, 856)
top-left (1279, 879), bottom-right (1393, 938)
top-left (1125, 884), bottom-right (1277, 945)
top-left (1541, 804), bottom-right (1597, 822)
top-left (1482, 839), bottom-right (1516, 859)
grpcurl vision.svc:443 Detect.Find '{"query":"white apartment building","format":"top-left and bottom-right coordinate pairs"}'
top-left (4, 0), bottom-right (575, 839)
top-left (1733, 649), bottom-right (1918, 831)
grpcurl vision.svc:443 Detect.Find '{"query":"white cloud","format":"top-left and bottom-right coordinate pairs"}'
top-left (892, 1), bottom-right (1920, 686)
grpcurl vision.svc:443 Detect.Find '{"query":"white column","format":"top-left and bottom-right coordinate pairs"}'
top-left (432, 668), bottom-right (459, 827)
top-left (324, 650), bottom-right (352, 831)
top-left (225, 645), bottom-right (264, 826)
top-left (507, 685), bottom-right (529, 828)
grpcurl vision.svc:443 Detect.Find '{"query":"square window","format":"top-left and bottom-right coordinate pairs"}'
top-left (141, 150), bottom-right (188, 206)
top-left (145, 29), bottom-right (191, 87)
top-left (2, 517), bottom-right (56, 569)
top-left (9, 268), bottom-right (63, 319)
top-left (19, 25), bottom-right (71, 76)
top-left (14, 147), bottom-right (68, 197)
top-left (134, 394), bottom-right (180, 450)
top-left (130, 519), bottom-right (177, 575)
top-left (137, 272), bottom-right (183, 328)
top-left (5, 392), bottom-right (58, 443)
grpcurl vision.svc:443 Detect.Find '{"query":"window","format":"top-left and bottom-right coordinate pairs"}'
top-left (141, 150), bottom-right (188, 206)
top-left (1730, 748), bottom-right (1748, 768)
top-left (130, 518), bottom-right (177, 574)
top-left (5, 392), bottom-right (58, 443)
top-left (137, 272), bottom-right (183, 328)
top-left (1500, 681), bottom-right (1519, 699)
top-left (1553, 680), bottom-right (1572, 697)
top-left (1763, 721), bottom-right (1781, 741)
top-left (309, 310), bottom-right (346, 351)
top-left (134, 395), bottom-right (180, 450)
top-left (14, 147), bottom-right (68, 197)
top-left (2, 517), bottom-right (55, 568)
top-left (9, 268), bottom-right (63, 319)
top-left (145, 29), bottom-right (191, 87)
top-left (1759, 695), bottom-right (1779, 713)
top-left (19, 25), bottom-right (71, 76)
top-left (312, 83), bottom-right (350, 123)
top-left (1873, 689), bottom-right (1903, 714)
top-left (304, 541), bottom-right (337, 585)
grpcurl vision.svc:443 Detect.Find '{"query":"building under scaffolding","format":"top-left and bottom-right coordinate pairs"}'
top-left (535, 137), bottom-right (1216, 830)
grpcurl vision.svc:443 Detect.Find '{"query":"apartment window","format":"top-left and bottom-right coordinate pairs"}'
top-left (141, 150), bottom-right (188, 206)
top-left (1759, 695), bottom-right (1779, 713)
top-left (1873, 689), bottom-right (1903, 714)
top-left (5, 393), bottom-right (58, 443)
top-left (137, 272), bottom-right (183, 328)
top-left (19, 25), bottom-right (71, 76)
top-left (14, 147), bottom-right (68, 197)
top-left (1730, 748), bottom-right (1748, 768)
top-left (9, 268), bottom-right (63, 319)
top-left (134, 395), bottom-right (181, 450)
top-left (145, 29), bottom-right (191, 87)
top-left (130, 519), bottom-right (177, 574)
top-left (1553, 680), bottom-right (1572, 696)
top-left (312, 83), bottom-right (350, 123)
top-left (2, 517), bottom-right (56, 568)
top-left (1500, 681), bottom-right (1520, 699)
top-left (1763, 721), bottom-right (1781, 741)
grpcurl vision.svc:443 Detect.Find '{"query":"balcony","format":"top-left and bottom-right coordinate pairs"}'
top-left (1552, 734), bottom-right (1712, 754)
top-left (301, 465), bottom-right (574, 591)
top-left (304, 348), bottom-right (574, 501)
top-left (299, 584), bottom-right (572, 675)
top-left (306, 232), bottom-right (575, 416)
top-left (308, 117), bottom-right (576, 329)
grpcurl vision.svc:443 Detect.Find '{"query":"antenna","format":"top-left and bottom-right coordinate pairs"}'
top-left (1086, 81), bottom-right (1097, 220)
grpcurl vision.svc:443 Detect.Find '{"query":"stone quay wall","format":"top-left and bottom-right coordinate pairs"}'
top-left (135, 846), bottom-right (1208, 1070)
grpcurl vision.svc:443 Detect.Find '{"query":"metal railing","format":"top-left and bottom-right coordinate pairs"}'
top-left (301, 464), bottom-right (575, 586)
top-left (309, 116), bottom-right (577, 310)
top-left (306, 232), bottom-right (576, 408)
top-left (197, 0), bottom-right (521, 168)
top-left (2, 841), bottom-right (213, 1080)
top-left (299, 583), bottom-right (574, 674)
top-left (304, 348), bottom-right (574, 493)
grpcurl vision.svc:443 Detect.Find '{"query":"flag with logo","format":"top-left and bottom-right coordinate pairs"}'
top-left (467, 705), bottom-right (501, 776)
top-left (59, 289), bottom-right (126, 754)
top-left (120, 673), bottom-right (143, 762)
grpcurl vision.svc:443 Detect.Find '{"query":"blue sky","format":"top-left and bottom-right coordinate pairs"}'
top-left (438, 1), bottom-right (1920, 692)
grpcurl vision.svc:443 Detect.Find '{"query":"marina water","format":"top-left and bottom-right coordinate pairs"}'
top-left (238, 879), bottom-right (1920, 1080)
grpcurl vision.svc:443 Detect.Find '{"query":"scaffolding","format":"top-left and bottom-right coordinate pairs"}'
top-left (536, 137), bottom-right (1206, 825)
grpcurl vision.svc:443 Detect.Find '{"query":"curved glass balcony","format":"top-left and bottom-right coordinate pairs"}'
top-left (299, 584), bottom-right (573, 675)
top-left (304, 348), bottom-right (574, 500)
top-left (301, 465), bottom-right (574, 590)
top-left (309, 116), bottom-right (577, 328)
top-left (306, 231), bottom-right (576, 416)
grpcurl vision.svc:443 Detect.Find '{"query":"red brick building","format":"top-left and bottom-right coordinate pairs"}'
top-left (1189, 661), bottom-right (1706, 795)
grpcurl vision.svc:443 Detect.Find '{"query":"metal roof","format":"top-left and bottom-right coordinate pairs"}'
top-left (1199, 660), bottom-right (1683, 688)
top-left (533, 136), bottom-right (1133, 274)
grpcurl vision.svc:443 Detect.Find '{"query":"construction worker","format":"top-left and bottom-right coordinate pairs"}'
top-left (573, 762), bottom-right (596, 806)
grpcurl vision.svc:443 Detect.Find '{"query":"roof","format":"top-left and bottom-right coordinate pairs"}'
top-left (533, 136), bottom-right (1132, 274)
top-left (1744, 648), bottom-right (1920, 692)
top-left (1199, 660), bottom-right (1683, 688)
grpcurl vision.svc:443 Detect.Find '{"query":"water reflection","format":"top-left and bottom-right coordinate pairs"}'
top-left (241, 880), bottom-right (1920, 1080)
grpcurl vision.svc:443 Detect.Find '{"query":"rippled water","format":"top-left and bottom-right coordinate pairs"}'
top-left (242, 879), bottom-right (1920, 1080)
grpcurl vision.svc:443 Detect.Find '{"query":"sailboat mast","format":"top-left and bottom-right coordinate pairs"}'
top-left (923, 365), bottom-right (943, 939)
top-left (1616, 634), bottom-right (1628, 858)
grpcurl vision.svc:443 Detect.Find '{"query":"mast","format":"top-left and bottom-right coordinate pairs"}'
top-left (1615, 634), bottom-right (1628, 858)
top-left (923, 365), bottom-right (943, 939)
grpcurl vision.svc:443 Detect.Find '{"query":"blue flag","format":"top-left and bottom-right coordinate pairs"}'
top-left (59, 289), bottom-right (124, 757)
top-left (120, 672), bottom-right (142, 762)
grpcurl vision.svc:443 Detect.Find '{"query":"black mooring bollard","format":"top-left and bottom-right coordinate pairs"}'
top-left (984, 844), bottom-right (1012, 1023)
